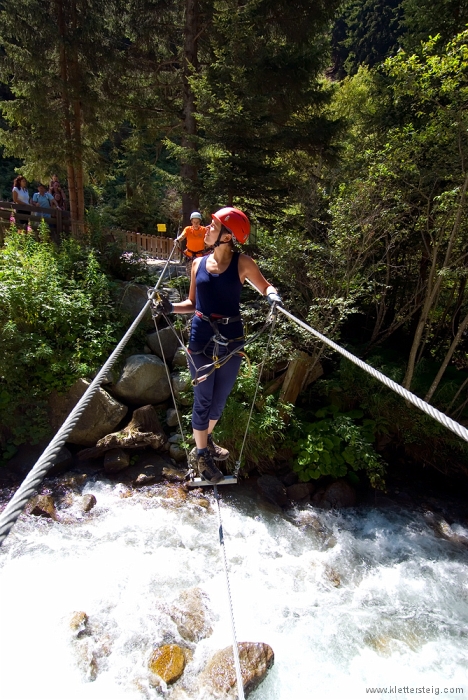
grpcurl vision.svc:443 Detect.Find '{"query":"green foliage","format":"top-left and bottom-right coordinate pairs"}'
top-left (325, 31), bottom-right (468, 396)
top-left (401, 0), bottom-right (468, 52)
top-left (214, 362), bottom-right (293, 472)
top-left (290, 405), bottom-right (386, 488)
top-left (321, 357), bottom-right (468, 472)
top-left (331, 0), bottom-right (404, 78)
top-left (0, 224), bottom-right (126, 457)
top-left (190, 0), bottom-right (343, 214)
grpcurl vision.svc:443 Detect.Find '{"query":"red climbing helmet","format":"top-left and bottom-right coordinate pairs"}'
top-left (212, 207), bottom-right (250, 244)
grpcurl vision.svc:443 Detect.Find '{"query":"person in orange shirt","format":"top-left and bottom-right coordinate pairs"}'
top-left (177, 211), bottom-right (209, 274)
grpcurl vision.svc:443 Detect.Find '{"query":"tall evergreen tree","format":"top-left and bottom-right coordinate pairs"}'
top-left (192, 0), bottom-right (342, 217)
top-left (401, 0), bottom-right (468, 51)
top-left (0, 0), bottom-right (126, 222)
top-left (331, 0), bottom-right (404, 78)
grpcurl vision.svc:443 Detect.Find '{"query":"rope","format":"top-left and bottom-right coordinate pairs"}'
top-left (234, 309), bottom-right (278, 478)
top-left (0, 241), bottom-right (181, 547)
top-left (213, 485), bottom-right (245, 700)
top-left (274, 304), bottom-right (468, 445)
top-left (150, 305), bottom-right (190, 463)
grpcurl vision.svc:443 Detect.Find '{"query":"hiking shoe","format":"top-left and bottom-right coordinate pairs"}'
top-left (189, 448), bottom-right (224, 484)
top-left (207, 434), bottom-right (229, 461)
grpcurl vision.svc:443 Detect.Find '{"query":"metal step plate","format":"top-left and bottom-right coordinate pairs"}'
top-left (189, 476), bottom-right (238, 487)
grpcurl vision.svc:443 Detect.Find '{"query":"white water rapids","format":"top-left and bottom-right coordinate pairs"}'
top-left (0, 479), bottom-right (467, 700)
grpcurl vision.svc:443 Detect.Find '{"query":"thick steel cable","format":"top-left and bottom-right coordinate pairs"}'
top-left (276, 305), bottom-right (468, 444)
top-left (0, 242), bottom-right (180, 547)
top-left (244, 279), bottom-right (468, 443)
top-left (213, 485), bottom-right (245, 700)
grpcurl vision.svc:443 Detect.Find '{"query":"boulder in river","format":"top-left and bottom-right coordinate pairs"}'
top-left (77, 405), bottom-right (166, 460)
top-left (162, 464), bottom-right (189, 482)
top-left (6, 443), bottom-right (73, 480)
top-left (103, 449), bottom-right (130, 474)
top-left (286, 483), bottom-right (311, 503)
top-left (29, 494), bottom-right (57, 520)
top-left (319, 480), bottom-right (357, 509)
top-left (257, 475), bottom-right (288, 507)
top-left (49, 378), bottom-right (128, 446)
top-left (110, 354), bottom-right (171, 406)
top-left (108, 452), bottom-right (169, 485)
top-left (200, 642), bottom-right (274, 698)
top-left (82, 494), bottom-right (97, 513)
top-left (115, 281), bottom-right (153, 327)
top-left (69, 611), bottom-right (89, 637)
top-left (168, 587), bottom-right (213, 643)
top-left (423, 511), bottom-right (468, 547)
top-left (149, 644), bottom-right (186, 685)
top-left (171, 371), bottom-right (192, 405)
top-left (147, 327), bottom-right (181, 364)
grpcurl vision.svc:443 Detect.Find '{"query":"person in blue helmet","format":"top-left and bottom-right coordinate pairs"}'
top-left (157, 207), bottom-right (282, 484)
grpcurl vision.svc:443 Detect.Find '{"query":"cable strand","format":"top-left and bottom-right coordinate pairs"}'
top-left (0, 242), bottom-right (180, 547)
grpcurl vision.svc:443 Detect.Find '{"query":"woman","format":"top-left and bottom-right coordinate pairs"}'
top-left (159, 207), bottom-right (281, 484)
top-left (52, 189), bottom-right (66, 210)
top-left (177, 211), bottom-right (208, 275)
top-left (12, 175), bottom-right (30, 205)
top-left (12, 176), bottom-right (30, 226)
top-left (49, 181), bottom-right (67, 209)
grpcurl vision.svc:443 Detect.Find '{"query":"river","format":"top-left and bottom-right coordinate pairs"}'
top-left (1, 478), bottom-right (467, 699)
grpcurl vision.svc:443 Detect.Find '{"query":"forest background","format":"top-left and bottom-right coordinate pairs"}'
top-left (0, 0), bottom-right (467, 487)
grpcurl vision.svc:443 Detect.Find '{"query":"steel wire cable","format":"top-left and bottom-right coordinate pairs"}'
top-left (0, 242), bottom-right (180, 547)
top-left (275, 305), bottom-right (468, 445)
top-left (213, 485), bottom-right (245, 700)
top-left (234, 310), bottom-right (278, 477)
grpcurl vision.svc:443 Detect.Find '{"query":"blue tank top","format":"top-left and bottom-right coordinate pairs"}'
top-left (190, 252), bottom-right (244, 346)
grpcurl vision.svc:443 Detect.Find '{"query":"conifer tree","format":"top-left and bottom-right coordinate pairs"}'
top-left (0, 0), bottom-right (125, 222)
top-left (192, 0), bottom-right (342, 217)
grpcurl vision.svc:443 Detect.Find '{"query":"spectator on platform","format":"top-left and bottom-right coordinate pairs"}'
top-left (49, 174), bottom-right (60, 190)
top-left (12, 176), bottom-right (30, 226)
top-left (12, 176), bottom-right (30, 206)
top-left (50, 182), bottom-right (67, 210)
top-left (32, 183), bottom-right (56, 218)
top-left (53, 192), bottom-right (66, 210)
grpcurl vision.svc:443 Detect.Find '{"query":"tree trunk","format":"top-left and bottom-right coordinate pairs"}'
top-left (446, 376), bottom-right (468, 415)
top-left (181, 0), bottom-right (199, 226)
top-left (70, 0), bottom-right (85, 224)
top-left (403, 171), bottom-right (468, 390)
top-left (56, 0), bottom-right (78, 220)
top-left (424, 309), bottom-right (468, 403)
top-left (73, 98), bottom-right (85, 223)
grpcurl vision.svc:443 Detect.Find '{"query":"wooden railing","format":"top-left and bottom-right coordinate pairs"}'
top-left (111, 229), bottom-right (177, 260)
top-left (0, 201), bottom-right (71, 242)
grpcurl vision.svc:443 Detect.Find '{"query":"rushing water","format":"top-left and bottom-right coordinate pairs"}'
top-left (0, 479), bottom-right (467, 700)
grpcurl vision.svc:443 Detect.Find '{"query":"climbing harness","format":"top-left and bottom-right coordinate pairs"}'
top-left (154, 289), bottom-right (278, 485)
top-left (184, 246), bottom-right (210, 258)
